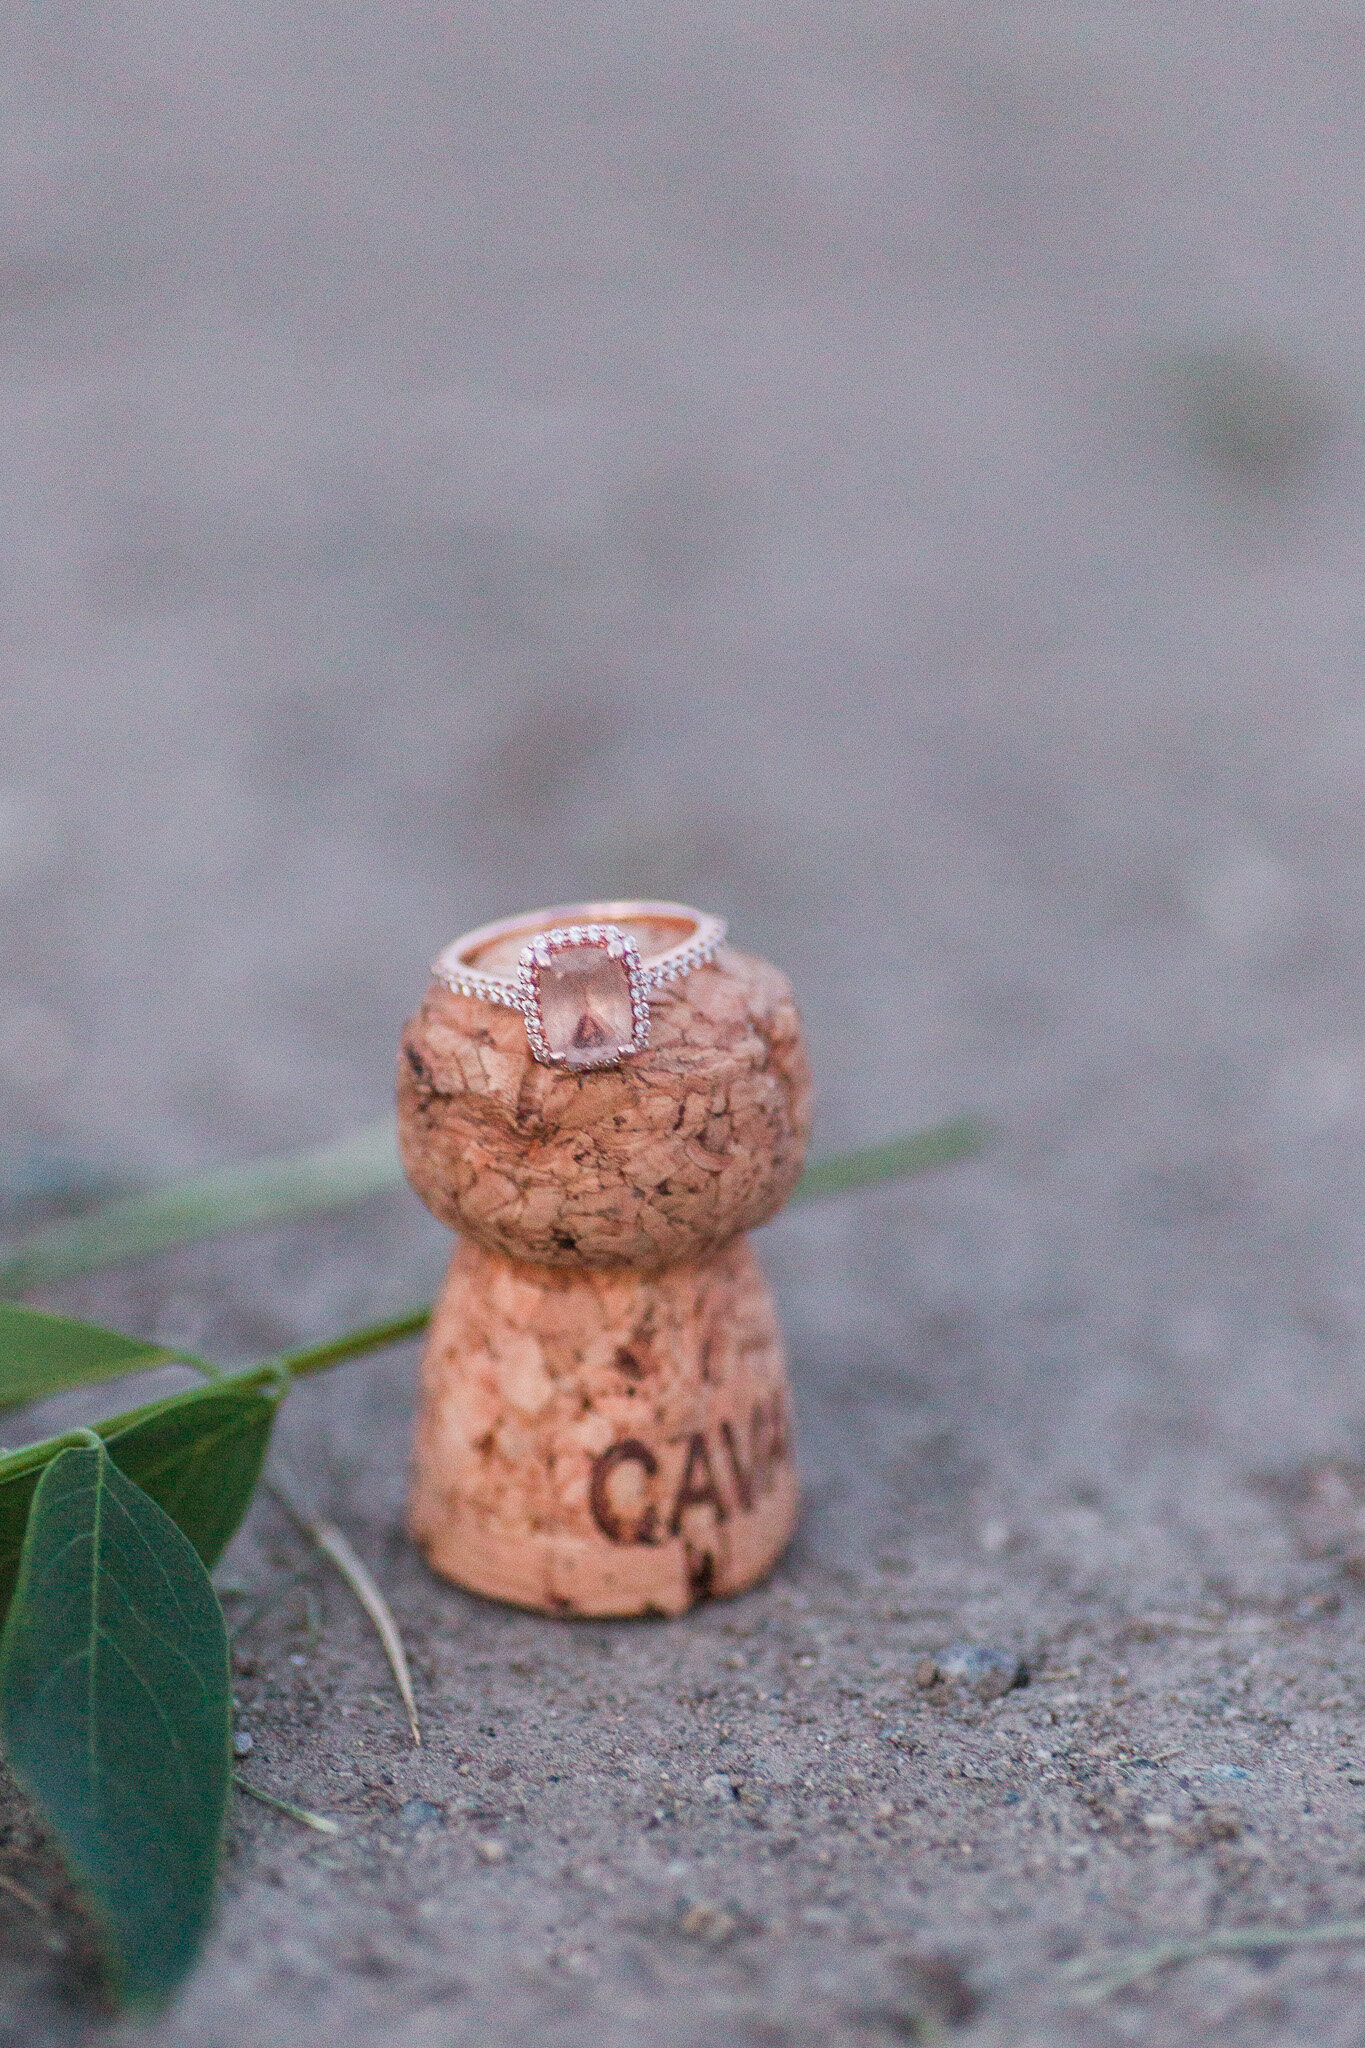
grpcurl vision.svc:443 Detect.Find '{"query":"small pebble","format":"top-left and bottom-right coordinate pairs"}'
top-left (899, 1951), bottom-right (980, 2026)
top-left (399, 1798), bottom-right (443, 1830)
top-left (232, 1731), bottom-right (254, 1757)
top-left (679, 1900), bottom-right (736, 1943)
top-left (702, 1773), bottom-right (737, 1801)
top-left (800, 1904), bottom-right (839, 1930)
top-left (475, 1838), bottom-right (507, 1864)
top-left (933, 1645), bottom-right (1027, 1702)
top-left (1198, 1805), bottom-right (1243, 1843)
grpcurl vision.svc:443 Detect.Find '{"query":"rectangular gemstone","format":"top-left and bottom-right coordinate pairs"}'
top-left (537, 945), bottom-right (635, 1068)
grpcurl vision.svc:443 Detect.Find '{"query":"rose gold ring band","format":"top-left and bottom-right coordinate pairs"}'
top-left (431, 900), bottom-right (727, 1071)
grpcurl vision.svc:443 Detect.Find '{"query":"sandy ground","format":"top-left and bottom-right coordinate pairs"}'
top-left (5, 6), bottom-right (1365, 2043)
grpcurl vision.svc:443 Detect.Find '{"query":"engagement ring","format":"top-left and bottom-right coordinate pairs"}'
top-left (432, 900), bottom-right (727, 1071)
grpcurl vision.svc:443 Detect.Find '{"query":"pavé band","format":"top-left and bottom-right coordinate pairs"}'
top-left (432, 900), bottom-right (727, 1071)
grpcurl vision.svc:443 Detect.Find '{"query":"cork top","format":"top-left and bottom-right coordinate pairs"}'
top-left (397, 944), bottom-right (812, 1270)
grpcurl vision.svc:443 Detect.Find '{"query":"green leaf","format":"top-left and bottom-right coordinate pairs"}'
top-left (105, 1371), bottom-right (285, 1570)
top-left (0, 1301), bottom-right (189, 1411)
top-left (0, 1441), bottom-right (232, 2009)
top-left (0, 1367), bottom-right (286, 1633)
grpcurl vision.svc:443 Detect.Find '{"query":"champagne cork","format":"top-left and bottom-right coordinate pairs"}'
top-left (398, 934), bottom-right (811, 1617)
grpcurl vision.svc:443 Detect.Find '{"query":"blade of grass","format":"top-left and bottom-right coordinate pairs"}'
top-left (233, 1777), bottom-right (341, 1836)
top-left (0, 1869), bottom-right (45, 1915)
top-left (0, 1119), bottom-right (402, 1296)
top-left (1062, 1917), bottom-right (1365, 2004)
top-left (0, 1113), bottom-right (986, 1298)
top-left (267, 1463), bottom-right (420, 1746)
top-left (789, 1115), bottom-right (986, 1203)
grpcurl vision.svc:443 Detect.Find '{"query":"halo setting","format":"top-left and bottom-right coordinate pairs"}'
top-left (518, 926), bottom-right (650, 1070)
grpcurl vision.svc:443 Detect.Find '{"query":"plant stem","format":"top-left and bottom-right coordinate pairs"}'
top-left (260, 1121), bottom-right (989, 1385)
top-left (279, 1308), bottom-right (431, 1380)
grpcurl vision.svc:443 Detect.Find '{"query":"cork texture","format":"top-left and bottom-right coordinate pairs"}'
top-left (407, 1234), bottom-right (799, 1617)
top-left (397, 944), bottom-right (811, 1271)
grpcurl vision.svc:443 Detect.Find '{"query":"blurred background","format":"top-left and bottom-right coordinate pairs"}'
top-left (4, 5), bottom-right (1365, 1449)
top-left (12, 22), bottom-right (1365, 2038)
